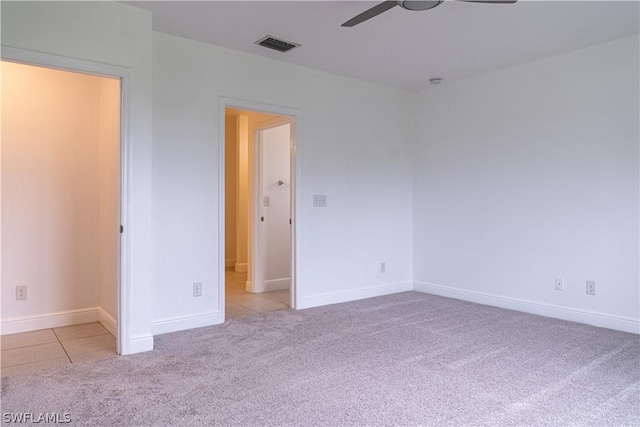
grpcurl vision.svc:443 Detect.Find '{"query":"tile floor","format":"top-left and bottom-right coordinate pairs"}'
top-left (225, 268), bottom-right (290, 319)
top-left (1, 322), bottom-right (116, 377)
top-left (1, 272), bottom-right (287, 376)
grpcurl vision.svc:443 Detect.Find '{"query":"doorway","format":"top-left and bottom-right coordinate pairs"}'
top-left (222, 105), bottom-right (297, 320)
top-left (1, 60), bottom-right (122, 359)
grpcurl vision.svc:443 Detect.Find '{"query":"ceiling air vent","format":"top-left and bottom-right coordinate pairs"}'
top-left (255, 36), bottom-right (300, 53)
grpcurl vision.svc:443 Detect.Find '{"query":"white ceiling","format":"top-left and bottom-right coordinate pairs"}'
top-left (125, 1), bottom-right (639, 92)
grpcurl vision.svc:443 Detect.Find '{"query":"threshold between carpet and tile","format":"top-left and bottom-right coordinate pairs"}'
top-left (1, 269), bottom-right (285, 378)
top-left (225, 268), bottom-right (290, 319)
top-left (1, 291), bottom-right (638, 426)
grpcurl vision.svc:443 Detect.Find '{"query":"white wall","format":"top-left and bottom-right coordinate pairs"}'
top-left (411, 36), bottom-right (640, 332)
top-left (260, 124), bottom-right (292, 289)
top-left (151, 32), bottom-right (413, 331)
top-left (1, 1), bottom-right (153, 353)
top-left (1, 62), bottom-right (101, 319)
top-left (98, 78), bottom-right (121, 324)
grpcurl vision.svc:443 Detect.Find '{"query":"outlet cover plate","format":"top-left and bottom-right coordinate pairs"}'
top-left (16, 286), bottom-right (27, 300)
top-left (193, 282), bottom-right (203, 297)
top-left (555, 277), bottom-right (564, 291)
top-left (586, 280), bottom-right (596, 295)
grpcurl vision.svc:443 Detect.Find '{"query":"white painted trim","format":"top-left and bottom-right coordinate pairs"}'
top-left (0, 308), bottom-right (100, 335)
top-left (97, 308), bottom-right (118, 338)
top-left (0, 46), bottom-right (137, 354)
top-left (256, 116), bottom-right (291, 130)
top-left (150, 311), bottom-right (223, 336)
top-left (264, 278), bottom-right (290, 292)
top-left (234, 262), bottom-right (248, 273)
top-left (299, 282), bottom-right (413, 310)
top-left (128, 334), bottom-right (154, 354)
top-left (219, 97), bottom-right (302, 323)
top-left (225, 259), bottom-right (236, 269)
top-left (413, 281), bottom-right (640, 334)
top-left (253, 125), bottom-right (265, 294)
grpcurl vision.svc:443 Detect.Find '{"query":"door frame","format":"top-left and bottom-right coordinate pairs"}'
top-left (218, 97), bottom-right (301, 317)
top-left (1, 47), bottom-right (132, 355)
top-left (252, 118), bottom-right (293, 296)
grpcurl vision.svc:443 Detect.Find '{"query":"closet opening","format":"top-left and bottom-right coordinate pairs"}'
top-left (1, 60), bottom-right (122, 363)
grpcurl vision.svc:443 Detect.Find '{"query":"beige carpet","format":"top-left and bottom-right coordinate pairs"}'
top-left (2, 291), bottom-right (638, 426)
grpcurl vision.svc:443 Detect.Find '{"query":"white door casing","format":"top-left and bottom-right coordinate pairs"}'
top-left (0, 47), bottom-right (131, 354)
top-left (218, 97), bottom-right (301, 316)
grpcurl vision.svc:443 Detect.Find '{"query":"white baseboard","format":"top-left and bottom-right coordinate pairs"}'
top-left (235, 263), bottom-right (248, 273)
top-left (264, 278), bottom-right (290, 292)
top-left (413, 281), bottom-right (640, 334)
top-left (150, 311), bottom-right (223, 336)
top-left (97, 308), bottom-right (118, 337)
top-left (125, 334), bottom-right (154, 355)
top-left (299, 282), bottom-right (413, 310)
top-left (0, 307), bottom-right (100, 335)
top-left (225, 259), bottom-right (236, 269)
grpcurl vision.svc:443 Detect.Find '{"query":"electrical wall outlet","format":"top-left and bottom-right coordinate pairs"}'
top-left (16, 286), bottom-right (27, 300)
top-left (193, 282), bottom-right (202, 297)
top-left (380, 262), bottom-right (386, 273)
top-left (586, 280), bottom-right (596, 296)
top-left (555, 277), bottom-right (564, 291)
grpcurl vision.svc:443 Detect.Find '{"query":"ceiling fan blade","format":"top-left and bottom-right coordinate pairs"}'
top-left (456, 0), bottom-right (517, 3)
top-left (342, 1), bottom-right (399, 27)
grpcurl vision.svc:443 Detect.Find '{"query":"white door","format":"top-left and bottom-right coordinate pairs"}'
top-left (257, 123), bottom-right (291, 294)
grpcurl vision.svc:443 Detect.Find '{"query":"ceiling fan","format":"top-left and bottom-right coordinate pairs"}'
top-left (342, 0), bottom-right (517, 27)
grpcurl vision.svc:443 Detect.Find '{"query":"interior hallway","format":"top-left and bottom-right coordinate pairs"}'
top-left (225, 268), bottom-right (290, 319)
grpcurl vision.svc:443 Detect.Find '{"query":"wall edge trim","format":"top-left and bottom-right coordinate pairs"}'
top-left (0, 307), bottom-right (100, 335)
top-left (299, 282), bottom-right (413, 310)
top-left (150, 311), bottom-right (223, 336)
top-left (97, 307), bottom-right (118, 337)
top-left (413, 281), bottom-right (640, 334)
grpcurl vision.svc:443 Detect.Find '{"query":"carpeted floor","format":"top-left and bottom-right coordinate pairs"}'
top-left (2, 291), bottom-right (639, 426)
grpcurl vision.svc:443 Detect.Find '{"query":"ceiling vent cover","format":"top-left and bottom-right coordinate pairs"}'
top-left (255, 36), bottom-right (300, 53)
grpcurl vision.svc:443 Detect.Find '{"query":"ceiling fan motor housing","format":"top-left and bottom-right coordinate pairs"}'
top-left (399, 1), bottom-right (444, 11)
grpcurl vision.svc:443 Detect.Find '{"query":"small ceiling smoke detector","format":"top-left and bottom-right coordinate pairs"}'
top-left (429, 78), bottom-right (443, 85)
top-left (255, 36), bottom-right (300, 53)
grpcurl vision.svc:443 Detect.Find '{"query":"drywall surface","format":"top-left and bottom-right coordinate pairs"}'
top-left (98, 78), bottom-right (121, 322)
top-left (151, 32), bottom-right (413, 325)
top-left (1, 1), bottom-right (153, 352)
top-left (1, 62), bottom-right (101, 319)
top-left (412, 36), bottom-right (639, 326)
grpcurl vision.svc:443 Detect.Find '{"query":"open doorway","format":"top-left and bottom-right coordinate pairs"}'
top-left (1, 60), bottom-right (122, 365)
top-left (223, 107), bottom-right (295, 319)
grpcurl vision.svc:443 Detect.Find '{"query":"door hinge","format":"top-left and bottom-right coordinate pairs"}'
top-left (261, 216), bottom-right (264, 222)
top-left (289, 218), bottom-right (292, 225)
top-left (120, 225), bottom-right (123, 234)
